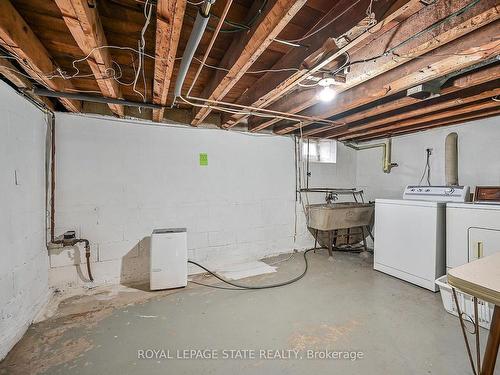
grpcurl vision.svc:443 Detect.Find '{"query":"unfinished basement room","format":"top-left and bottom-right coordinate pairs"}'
top-left (1, 0), bottom-right (500, 374)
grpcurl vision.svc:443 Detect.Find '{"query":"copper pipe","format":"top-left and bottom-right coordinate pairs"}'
top-left (52, 237), bottom-right (94, 282)
top-left (50, 113), bottom-right (55, 243)
top-left (187, 0), bottom-right (234, 97)
top-left (48, 113), bottom-right (93, 282)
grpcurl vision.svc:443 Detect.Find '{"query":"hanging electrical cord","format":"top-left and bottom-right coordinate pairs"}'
top-left (132, 0), bottom-right (153, 103)
top-left (187, 248), bottom-right (314, 290)
top-left (418, 148), bottom-right (432, 186)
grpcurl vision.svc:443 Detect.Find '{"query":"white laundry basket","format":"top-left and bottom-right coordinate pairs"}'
top-left (435, 275), bottom-right (494, 329)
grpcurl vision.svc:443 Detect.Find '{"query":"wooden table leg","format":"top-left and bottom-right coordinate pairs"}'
top-left (481, 305), bottom-right (500, 375)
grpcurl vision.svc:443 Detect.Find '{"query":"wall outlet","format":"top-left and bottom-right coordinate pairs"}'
top-left (426, 148), bottom-right (433, 155)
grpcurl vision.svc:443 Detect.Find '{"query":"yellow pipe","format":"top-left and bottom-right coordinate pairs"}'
top-left (345, 139), bottom-right (398, 173)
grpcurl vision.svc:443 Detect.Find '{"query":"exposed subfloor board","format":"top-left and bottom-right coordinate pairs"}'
top-left (0, 251), bottom-right (492, 375)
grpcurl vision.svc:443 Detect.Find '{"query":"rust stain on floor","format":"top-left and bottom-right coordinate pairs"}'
top-left (0, 283), bottom-right (188, 375)
top-left (288, 320), bottom-right (361, 351)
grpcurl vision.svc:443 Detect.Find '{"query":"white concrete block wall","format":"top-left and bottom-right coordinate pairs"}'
top-left (51, 114), bottom-right (357, 289)
top-left (356, 116), bottom-right (500, 201)
top-left (0, 82), bottom-right (50, 360)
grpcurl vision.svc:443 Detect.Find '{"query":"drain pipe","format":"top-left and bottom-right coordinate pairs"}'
top-left (345, 139), bottom-right (398, 174)
top-left (445, 132), bottom-right (459, 186)
top-left (174, 0), bottom-right (215, 98)
top-left (48, 114), bottom-right (94, 282)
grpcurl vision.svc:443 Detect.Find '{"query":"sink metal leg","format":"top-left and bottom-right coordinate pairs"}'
top-left (361, 226), bottom-right (368, 252)
top-left (328, 231), bottom-right (334, 261)
top-left (314, 229), bottom-right (318, 253)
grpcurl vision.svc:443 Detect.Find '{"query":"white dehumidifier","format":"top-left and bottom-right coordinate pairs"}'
top-left (150, 228), bottom-right (187, 290)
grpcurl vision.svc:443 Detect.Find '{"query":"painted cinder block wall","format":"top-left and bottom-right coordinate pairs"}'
top-left (50, 113), bottom-right (357, 289)
top-left (0, 82), bottom-right (51, 360)
top-left (356, 116), bottom-right (500, 201)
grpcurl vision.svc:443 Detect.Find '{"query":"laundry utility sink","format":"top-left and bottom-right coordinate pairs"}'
top-left (307, 202), bottom-right (374, 232)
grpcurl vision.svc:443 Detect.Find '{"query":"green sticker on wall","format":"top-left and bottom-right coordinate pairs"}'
top-left (199, 153), bottom-right (208, 166)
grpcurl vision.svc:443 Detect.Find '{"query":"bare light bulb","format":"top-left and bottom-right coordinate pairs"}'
top-left (318, 85), bottom-right (336, 102)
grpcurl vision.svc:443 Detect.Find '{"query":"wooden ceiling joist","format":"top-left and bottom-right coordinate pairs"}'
top-left (310, 64), bottom-right (500, 136)
top-left (0, 58), bottom-right (55, 110)
top-left (292, 24), bottom-right (500, 138)
top-left (223, 0), bottom-right (423, 129)
top-left (338, 99), bottom-right (500, 141)
top-left (354, 107), bottom-right (500, 142)
top-left (190, 0), bottom-right (309, 126)
top-left (304, 64), bottom-right (500, 137)
top-left (0, 0), bottom-right (81, 112)
top-left (152, 0), bottom-right (186, 122)
top-left (314, 23), bottom-right (500, 138)
top-left (253, 0), bottom-right (500, 135)
top-left (54, 0), bottom-right (125, 117)
top-left (333, 84), bottom-right (500, 140)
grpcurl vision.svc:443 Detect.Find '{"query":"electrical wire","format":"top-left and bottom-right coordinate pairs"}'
top-left (276, 0), bottom-right (363, 44)
top-left (341, 0), bottom-right (484, 72)
top-left (2, 0), bottom-right (492, 112)
top-left (187, 248), bottom-right (314, 290)
top-left (185, 0), bottom-right (268, 34)
top-left (132, 0), bottom-right (153, 103)
top-left (418, 148), bottom-right (432, 186)
top-left (191, 57), bottom-right (300, 75)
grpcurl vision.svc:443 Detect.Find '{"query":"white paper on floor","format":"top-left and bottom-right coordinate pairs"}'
top-left (216, 261), bottom-right (277, 280)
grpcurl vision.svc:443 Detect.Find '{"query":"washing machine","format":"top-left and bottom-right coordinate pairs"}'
top-left (374, 186), bottom-right (470, 291)
top-left (446, 202), bottom-right (500, 271)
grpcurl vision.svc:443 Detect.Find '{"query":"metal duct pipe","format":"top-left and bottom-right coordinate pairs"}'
top-left (32, 87), bottom-right (163, 110)
top-left (187, 0), bottom-right (232, 97)
top-left (174, 1), bottom-right (214, 98)
top-left (445, 132), bottom-right (459, 186)
top-left (345, 139), bottom-right (398, 174)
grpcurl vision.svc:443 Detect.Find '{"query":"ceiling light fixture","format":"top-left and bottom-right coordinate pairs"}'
top-left (318, 85), bottom-right (336, 102)
top-left (317, 75), bottom-right (338, 102)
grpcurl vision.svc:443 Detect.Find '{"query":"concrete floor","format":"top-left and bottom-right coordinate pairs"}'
top-left (1, 250), bottom-right (497, 375)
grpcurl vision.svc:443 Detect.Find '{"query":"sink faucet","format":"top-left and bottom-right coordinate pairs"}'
top-left (325, 192), bottom-right (338, 204)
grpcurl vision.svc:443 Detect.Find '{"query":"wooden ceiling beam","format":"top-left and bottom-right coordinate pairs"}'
top-left (354, 108), bottom-right (500, 142)
top-left (190, 0), bottom-right (309, 126)
top-left (306, 65), bottom-right (500, 137)
top-left (224, 0), bottom-right (421, 129)
top-left (254, 0), bottom-right (500, 134)
top-left (0, 58), bottom-right (55, 110)
top-left (331, 84), bottom-right (500, 139)
top-left (152, 0), bottom-right (186, 122)
top-left (337, 99), bottom-right (500, 141)
top-left (0, 0), bottom-right (81, 112)
top-left (282, 21), bottom-right (500, 135)
top-left (54, 0), bottom-right (125, 117)
top-left (305, 63), bottom-right (500, 136)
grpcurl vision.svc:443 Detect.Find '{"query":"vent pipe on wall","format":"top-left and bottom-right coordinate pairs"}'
top-left (445, 132), bottom-right (459, 186)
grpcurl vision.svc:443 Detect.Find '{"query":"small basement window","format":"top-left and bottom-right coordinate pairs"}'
top-left (302, 139), bottom-right (337, 163)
